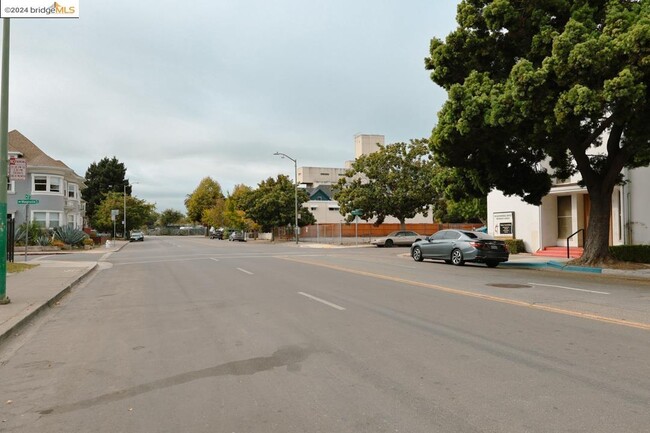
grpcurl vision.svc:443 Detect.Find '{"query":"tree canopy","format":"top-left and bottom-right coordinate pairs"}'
top-left (82, 157), bottom-right (130, 223)
top-left (158, 209), bottom-right (185, 227)
top-left (93, 192), bottom-right (156, 234)
top-left (243, 175), bottom-right (314, 232)
top-left (334, 139), bottom-right (436, 229)
top-left (184, 177), bottom-right (224, 224)
top-left (426, 0), bottom-right (650, 264)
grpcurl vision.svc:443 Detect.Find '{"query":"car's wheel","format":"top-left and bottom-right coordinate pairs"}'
top-left (412, 246), bottom-right (424, 262)
top-left (486, 260), bottom-right (499, 268)
top-left (384, 239), bottom-right (393, 248)
top-left (450, 248), bottom-right (465, 266)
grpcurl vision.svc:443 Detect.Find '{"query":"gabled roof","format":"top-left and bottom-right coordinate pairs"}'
top-left (8, 130), bottom-right (72, 170)
top-left (307, 184), bottom-right (334, 200)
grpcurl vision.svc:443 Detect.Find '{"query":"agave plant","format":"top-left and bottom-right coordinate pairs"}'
top-left (52, 226), bottom-right (88, 246)
top-left (35, 235), bottom-right (52, 246)
top-left (15, 221), bottom-right (46, 246)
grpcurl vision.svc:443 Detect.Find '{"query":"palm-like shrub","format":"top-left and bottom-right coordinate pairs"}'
top-left (52, 226), bottom-right (88, 246)
top-left (15, 221), bottom-right (47, 246)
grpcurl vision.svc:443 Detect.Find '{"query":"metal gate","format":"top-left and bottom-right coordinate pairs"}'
top-left (6, 217), bottom-right (14, 262)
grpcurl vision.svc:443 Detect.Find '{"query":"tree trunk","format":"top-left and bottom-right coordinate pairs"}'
top-left (577, 186), bottom-right (614, 266)
top-left (399, 219), bottom-right (406, 230)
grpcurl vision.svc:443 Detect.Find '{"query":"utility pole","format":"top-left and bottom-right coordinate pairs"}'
top-left (0, 19), bottom-right (11, 304)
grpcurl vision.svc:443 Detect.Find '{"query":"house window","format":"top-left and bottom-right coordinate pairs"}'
top-left (32, 174), bottom-right (64, 195)
top-left (32, 211), bottom-right (62, 228)
top-left (7, 179), bottom-right (14, 194)
top-left (328, 206), bottom-right (340, 211)
top-left (67, 215), bottom-right (75, 229)
top-left (68, 183), bottom-right (78, 199)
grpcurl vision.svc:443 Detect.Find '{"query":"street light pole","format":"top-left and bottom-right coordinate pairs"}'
top-left (123, 181), bottom-right (138, 238)
top-left (273, 152), bottom-right (299, 244)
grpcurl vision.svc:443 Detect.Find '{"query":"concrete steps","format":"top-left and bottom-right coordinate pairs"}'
top-left (534, 246), bottom-right (584, 258)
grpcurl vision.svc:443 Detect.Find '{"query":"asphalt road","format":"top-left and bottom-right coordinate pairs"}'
top-left (1, 236), bottom-right (649, 432)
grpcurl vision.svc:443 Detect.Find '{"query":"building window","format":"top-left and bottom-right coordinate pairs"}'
top-left (7, 179), bottom-right (14, 194)
top-left (32, 174), bottom-right (64, 195)
top-left (328, 206), bottom-right (340, 211)
top-left (67, 214), bottom-right (75, 229)
top-left (557, 196), bottom-right (572, 239)
top-left (68, 183), bottom-right (78, 199)
top-left (32, 211), bottom-right (62, 228)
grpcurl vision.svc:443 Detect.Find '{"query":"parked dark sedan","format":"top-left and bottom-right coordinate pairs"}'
top-left (410, 230), bottom-right (509, 267)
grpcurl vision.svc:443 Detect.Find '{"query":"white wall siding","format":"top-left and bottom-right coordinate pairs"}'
top-left (487, 190), bottom-right (541, 252)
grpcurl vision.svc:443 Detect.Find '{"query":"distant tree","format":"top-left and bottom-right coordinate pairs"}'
top-left (426, 0), bottom-right (650, 265)
top-left (82, 157), bottom-right (130, 224)
top-left (202, 197), bottom-right (227, 229)
top-left (158, 209), bottom-right (185, 227)
top-left (184, 177), bottom-right (224, 224)
top-left (334, 139), bottom-right (436, 230)
top-left (93, 192), bottom-right (156, 234)
top-left (243, 175), bottom-right (314, 232)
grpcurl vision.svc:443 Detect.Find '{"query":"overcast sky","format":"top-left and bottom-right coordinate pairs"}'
top-left (6, 1), bottom-right (459, 213)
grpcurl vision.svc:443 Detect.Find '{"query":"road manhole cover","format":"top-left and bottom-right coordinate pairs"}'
top-left (487, 283), bottom-right (532, 289)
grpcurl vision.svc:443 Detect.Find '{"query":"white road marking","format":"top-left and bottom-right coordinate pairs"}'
top-left (528, 282), bottom-right (610, 295)
top-left (237, 267), bottom-right (253, 275)
top-left (298, 292), bottom-right (346, 311)
top-left (210, 258), bottom-right (219, 262)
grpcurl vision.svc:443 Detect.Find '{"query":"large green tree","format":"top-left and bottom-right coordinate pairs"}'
top-left (426, 0), bottom-right (650, 265)
top-left (243, 175), bottom-right (315, 232)
top-left (158, 209), bottom-right (185, 227)
top-left (431, 167), bottom-right (486, 223)
top-left (93, 192), bottom-right (156, 234)
top-left (334, 139), bottom-right (436, 229)
top-left (82, 157), bottom-right (131, 224)
top-left (184, 177), bottom-right (224, 224)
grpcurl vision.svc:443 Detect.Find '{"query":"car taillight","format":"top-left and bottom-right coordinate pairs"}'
top-left (469, 241), bottom-right (486, 249)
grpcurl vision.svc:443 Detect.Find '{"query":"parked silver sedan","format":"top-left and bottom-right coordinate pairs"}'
top-left (371, 230), bottom-right (423, 247)
top-left (410, 230), bottom-right (509, 267)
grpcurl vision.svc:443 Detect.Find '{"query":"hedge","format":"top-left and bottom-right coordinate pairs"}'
top-left (504, 239), bottom-right (526, 254)
top-left (609, 245), bottom-right (650, 263)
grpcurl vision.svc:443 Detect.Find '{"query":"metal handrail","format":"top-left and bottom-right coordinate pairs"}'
top-left (566, 229), bottom-right (585, 258)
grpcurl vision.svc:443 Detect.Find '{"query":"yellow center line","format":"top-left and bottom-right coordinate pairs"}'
top-left (279, 256), bottom-right (650, 331)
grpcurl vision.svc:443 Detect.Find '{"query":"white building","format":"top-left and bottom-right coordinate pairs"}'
top-left (487, 164), bottom-right (650, 252)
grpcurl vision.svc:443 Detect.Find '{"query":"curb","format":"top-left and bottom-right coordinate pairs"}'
top-left (501, 260), bottom-right (602, 273)
top-left (0, 263), bottom-right (98, 346)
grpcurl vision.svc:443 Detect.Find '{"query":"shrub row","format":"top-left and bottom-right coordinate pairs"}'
top-left (504, 239), bottom-right (526, 254)
top-left (609, 245), bottom-right (650, 263)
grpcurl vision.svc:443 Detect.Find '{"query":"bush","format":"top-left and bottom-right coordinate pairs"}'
top-left (52, 226), bottom-right (88, 246)
top-left (609, 245), bottom-right (650, 263)
top-left (51, 239), bottom-right (65, 248)
top-left (83, 238), bottom-right (95, 246)
top-left (504, 239), bottom-right (526, 254)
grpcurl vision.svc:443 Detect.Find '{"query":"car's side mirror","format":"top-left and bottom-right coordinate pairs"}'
top-left (425, 236), bottom-right (431, 242)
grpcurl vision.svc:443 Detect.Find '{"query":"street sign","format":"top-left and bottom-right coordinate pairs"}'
top-left (17, 199), bottom-right (38, 205)
top-left (351, 209), bottom-right (363, 216)
top-left (9, 157), bottom-right (26, 180)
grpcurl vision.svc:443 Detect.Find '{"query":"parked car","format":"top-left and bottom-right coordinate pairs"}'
top-left (129, 230), bottom-right (144, 242)
top-left (210, 228), bottom-right (224, 239)
top-left (229, 231), bottom-right (247, 242)
top-left (371, 230), bottom-right (423, 247)
top-left (410, 230), bottom-right (509, 267)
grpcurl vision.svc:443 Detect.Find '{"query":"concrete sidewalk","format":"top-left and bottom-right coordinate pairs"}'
top-left (0, 241), bottom-right (128, 345)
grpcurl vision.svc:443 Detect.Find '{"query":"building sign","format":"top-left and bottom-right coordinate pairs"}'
top-left (493, 211), bottom-right (515, 238)
top-left (9, 158), bottom-right (27, 180)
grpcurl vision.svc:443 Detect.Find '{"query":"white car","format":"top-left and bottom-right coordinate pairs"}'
top-left (371, 230), bottom-right (423, 247)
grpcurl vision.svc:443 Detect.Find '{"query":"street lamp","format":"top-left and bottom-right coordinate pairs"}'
top-left (124, 181), bottom-right (139, 238)
top-left (273, 152), bottom-right (299, 244)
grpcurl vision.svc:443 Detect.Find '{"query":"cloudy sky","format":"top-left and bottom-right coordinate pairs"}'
top-left (6, 1), bottom-right (459, 212)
